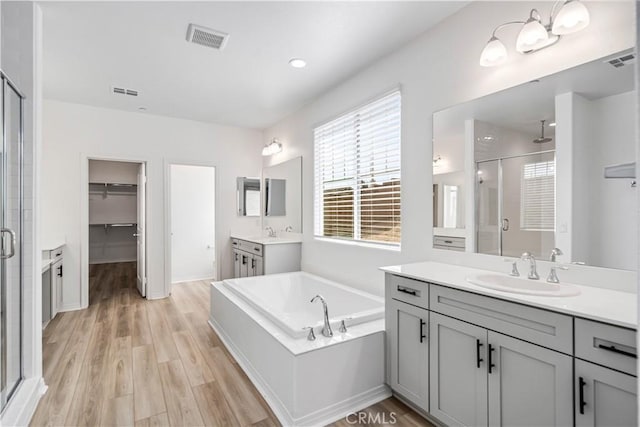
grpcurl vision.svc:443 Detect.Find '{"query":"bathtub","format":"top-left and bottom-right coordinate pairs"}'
top-left (222, 272), bottom-right (384, 339)
top-left (209, 272), bottom-right (389, 427)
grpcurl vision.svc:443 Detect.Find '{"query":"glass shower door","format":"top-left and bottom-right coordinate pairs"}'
top-left (0, 75), bottom-right (23, 411)
top-left (476, 160), bottom-right (500, 255)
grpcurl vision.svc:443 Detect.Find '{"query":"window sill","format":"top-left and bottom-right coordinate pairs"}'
top-left (313, 236), bottom-right (401, 252)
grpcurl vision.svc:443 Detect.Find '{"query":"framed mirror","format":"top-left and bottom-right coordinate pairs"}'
top-left (237, 177), bottom-right (261, 217)
top-left (432, 49), bottom-right (637, 270)
top-left (263, 157), bottom-right (302, 232)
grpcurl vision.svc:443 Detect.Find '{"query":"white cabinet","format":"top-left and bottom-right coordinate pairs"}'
top-left (429, 312), bottom-right (573, 427)
top-left (430, 312), bottom-right (487, 427)
top-left (575, 359), bottom-right (637, 427)
top-left (387, 298), bottom-right (428, 411)
top-left (43, 245), bottom-right (64, 320)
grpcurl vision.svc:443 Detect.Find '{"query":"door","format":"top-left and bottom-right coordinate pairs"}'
top-left (388, 299), bottom-right (428, 411)
top-left (239, 252), bottom-right (249, 278)
top-left (575, 359), bottom-right (637, 427)
top-left (429, 312), bottom-right (487, 427)
top-left (487, 331), bottom-right (572, 426)
top-left (0, 76), bottom-right (23, 410)
top-left (136, 163), bottom-right (146, 296)
top-left (476, 160), bottom-right (500, 256)
top-left (250, 255), bottom-right (263, 277)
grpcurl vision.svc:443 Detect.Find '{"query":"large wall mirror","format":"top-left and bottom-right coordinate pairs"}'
top-left (263, 156), bottom-right (302, 233)
top-left (432, 49), bottom-right (637, 271)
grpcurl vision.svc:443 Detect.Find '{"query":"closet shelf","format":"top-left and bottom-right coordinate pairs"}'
top-left (90, 223), bottom-right (137, 229)
top-left (89, 182), bottom-right (137, 196)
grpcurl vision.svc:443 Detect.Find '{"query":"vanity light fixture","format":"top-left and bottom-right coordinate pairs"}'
top-left (262, 138), bottom-right (283, 156)
top-left (479, 0), bottom-right (590, 67)
top-left (433, 155), bottom-right (442, 166)
top-left (549, 122), bottom-right (557, 127)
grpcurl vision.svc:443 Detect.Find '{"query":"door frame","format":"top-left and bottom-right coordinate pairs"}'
top-left (80, 154), bottom-right (148, 309)
top-left (163, 159), bottom-right (219, 297)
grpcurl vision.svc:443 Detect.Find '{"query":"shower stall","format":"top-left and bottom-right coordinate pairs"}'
top-left (476, 150), bottom-right (556, 258)
top-left (0, 70), bottom-right (25, 412)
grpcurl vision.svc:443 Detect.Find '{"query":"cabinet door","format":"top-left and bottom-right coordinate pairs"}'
top-left (430, 312), bottom-right (488, 427)
top-left (252, 255), bottom-right (263, 276)
top-left (487, 331), bottom-right (572, 427)
top-left (52, 259), bottom-right (63, 317)
top-left (388, 299), bottom-right (429, 411)
top-left (233, 250), bottom-right (241, 278)
top-left (575, 359), bottom-right (637, 427)
top-left (240, 253), bottom-right (249, 278)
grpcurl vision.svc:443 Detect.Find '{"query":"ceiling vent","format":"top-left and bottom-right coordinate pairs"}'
top-left (186, 24), bottom-right (229, 50)
top-left (605, 53), bottom-right (636, 69)
top-left (111, 86), bottom-right (139, 97)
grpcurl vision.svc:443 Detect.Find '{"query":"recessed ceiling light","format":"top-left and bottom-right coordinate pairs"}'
top-left (289, 58), bottom-right (307, 68)
top-left (549, 122), bottom-right (556, 127)
top-left (138, 106), bottom-right (147, 111)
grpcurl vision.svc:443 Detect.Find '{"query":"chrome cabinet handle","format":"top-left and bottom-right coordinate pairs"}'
top-left (1, 228), bottom-right (16, 259)
top-left (501, 218), bottom-right (510, 232)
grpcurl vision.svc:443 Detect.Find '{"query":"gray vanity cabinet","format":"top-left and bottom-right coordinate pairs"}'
top-left (575, 359), bottom-right (637, 427)
top-left (429, 312), bottom-right (487, 427)
top-left (387, 298), bottom-right (429, 412)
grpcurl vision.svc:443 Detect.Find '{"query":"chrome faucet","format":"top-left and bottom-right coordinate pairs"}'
top-left (520, 252), bottom-right (540, 280)
top-left (547, 248), bottom-right (568, 283)
top-left (284, 225), bottom-right (293, 232)
top-left (310, 295), bottom-right (333, 337)
top-left (265, 226), bottom-right (276, 237)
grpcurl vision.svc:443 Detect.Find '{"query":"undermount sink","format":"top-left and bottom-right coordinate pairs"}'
top-left (466, 274), bottom-right (581, 297)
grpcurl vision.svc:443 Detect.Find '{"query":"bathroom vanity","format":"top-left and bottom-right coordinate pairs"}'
top-left (231, 236), bottom-right (301, 278)
top-left (383, 261), bottom-right (637, 427)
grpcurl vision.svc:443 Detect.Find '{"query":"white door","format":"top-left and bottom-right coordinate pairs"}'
top-left (487, 331), bottom-right (573, 427)
top-left (575, 359), bottom-right (637, 427)
top-left (136, 163), bottom-right (146, 297)
top-left (388, 299), bottom-right (429, 411)
top-left (429, 312), bottom-right (488, 427)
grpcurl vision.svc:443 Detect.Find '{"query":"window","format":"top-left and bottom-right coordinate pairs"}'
top-left (314, 91), bottom-right (401, 245)
top-left (442, 185), bottom-right (458, 228)
top-left (520, 160), bottom-right (555, 231)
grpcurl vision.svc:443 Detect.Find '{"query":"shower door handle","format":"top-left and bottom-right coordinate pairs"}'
top-left (501, 218), bottom-right (510, 232)
top-left (0, 228), bottom-right (16, 259)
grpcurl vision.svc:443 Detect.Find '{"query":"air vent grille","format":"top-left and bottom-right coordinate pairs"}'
top-left (111, 86), bottom-right (139, 97)
top-left (186, 24), bottom-right (228, 50)
top-left (606, 53), bottom-right (636, 69)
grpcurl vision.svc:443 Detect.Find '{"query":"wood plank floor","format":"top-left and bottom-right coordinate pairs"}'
top-left (31, 262), bottom-right (432, 427)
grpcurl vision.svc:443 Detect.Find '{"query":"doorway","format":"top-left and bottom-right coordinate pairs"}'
top-left (88, 160), bottom-right (147, 302)
top-left (168, 164), bottom-right (216, 288)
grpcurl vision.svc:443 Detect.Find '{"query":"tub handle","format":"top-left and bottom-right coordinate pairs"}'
top-left (303, 326), bottom-right (316, 341)
top-left (397, 286), bottom-right (418, 296)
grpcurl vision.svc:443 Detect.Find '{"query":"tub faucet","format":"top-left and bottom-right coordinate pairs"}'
top-left (310, 295), bottom-right (333, 337)
top-left (520, 252), bottom-right (540, 280)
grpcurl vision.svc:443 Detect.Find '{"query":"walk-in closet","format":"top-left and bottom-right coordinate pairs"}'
top-left (89, 159), bottom-right (146, 301)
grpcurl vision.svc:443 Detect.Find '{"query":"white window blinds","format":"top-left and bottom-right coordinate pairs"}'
top-left (520, 160), bottom-right (555, 231)
top-left (314, 91), bottom-right (401, 245)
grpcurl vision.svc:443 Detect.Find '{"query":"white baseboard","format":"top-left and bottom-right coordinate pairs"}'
top-left (1, 377), bottom-right (46, 427)
top-left (209, 318), bottom-right (391, 427)
top-left (172, 276), bottom-right (215, 285)
top-left (89, 258), bottom-right (136, 265)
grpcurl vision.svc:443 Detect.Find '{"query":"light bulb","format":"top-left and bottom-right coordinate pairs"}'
top-left (479, 36), bottom-right (508, 67)
top-left (516, 18), bottom-right (549, 53)
top-left (552, 0), bottom-right (590, 35)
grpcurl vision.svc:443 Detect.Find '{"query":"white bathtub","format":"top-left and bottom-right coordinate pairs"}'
top-left (223, 272), bottom-right (384, 339)
top-left (210, 272), bottom-right (389, 426)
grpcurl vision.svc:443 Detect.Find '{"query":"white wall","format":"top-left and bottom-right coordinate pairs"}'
top-left (170, 164), bottom-right (216, 283)
top-left (263, 1), bottom-right (636, 296)
top-left (41, 100), bottom-right (263, 307)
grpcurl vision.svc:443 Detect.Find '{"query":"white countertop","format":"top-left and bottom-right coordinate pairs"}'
top-left (42, 259), bottom-right (53, 273)
top-left (42, 241), bottom-right (65, 252)
top-left (381, 261), bottom-right (637, 329)
top-left (231, 234), bottom-right (302, 245)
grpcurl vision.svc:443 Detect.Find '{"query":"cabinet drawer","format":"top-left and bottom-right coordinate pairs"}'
top-left (575, 318), bottom-right (636, 376)
top-left (430, 284), bottom-right (573, 354)
top-left (433, 236), bottom-right (465, 249)
top-left (49, 247), bottom-right (63, 262)
top-left (232, 239), bottom-right (263, 256)
top-left (386, 274), bottom-right (429, 309)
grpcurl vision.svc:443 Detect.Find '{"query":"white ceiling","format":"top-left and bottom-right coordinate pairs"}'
top-left (41, 1), bottom-right (467, 129)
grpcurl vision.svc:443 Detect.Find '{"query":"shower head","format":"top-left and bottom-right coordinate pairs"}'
top-left (533, 120), bottom-right (552, 144)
